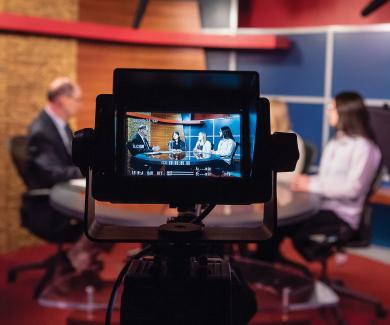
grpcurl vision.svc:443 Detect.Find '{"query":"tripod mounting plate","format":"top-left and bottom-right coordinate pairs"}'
top-left (158, 222), bottom-right (203, 240)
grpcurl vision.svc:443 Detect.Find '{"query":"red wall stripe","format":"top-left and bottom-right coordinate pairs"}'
top-left (0, 12), bottom-right (289, 50)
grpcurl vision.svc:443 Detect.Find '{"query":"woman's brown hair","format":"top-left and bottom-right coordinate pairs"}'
top-left (335, 91), bottom-right (376, 142)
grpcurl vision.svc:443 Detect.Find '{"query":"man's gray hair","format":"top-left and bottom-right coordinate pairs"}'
top-left (47, 77), bottom-right (77, 102)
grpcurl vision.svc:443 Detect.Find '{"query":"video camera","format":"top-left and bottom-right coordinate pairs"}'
top-left (73, 69), bottom-right (299, 325)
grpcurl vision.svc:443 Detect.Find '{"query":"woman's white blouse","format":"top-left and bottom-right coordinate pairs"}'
top-left (216, 138), bottom-right (236, 163)
top-left (309, 135), bottom-right (381, 230)
top-left (193, 140), bottom-right (211, 153)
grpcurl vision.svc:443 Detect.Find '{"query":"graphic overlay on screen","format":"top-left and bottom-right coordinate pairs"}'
top-left (125, 112), bottom-right (241, 177)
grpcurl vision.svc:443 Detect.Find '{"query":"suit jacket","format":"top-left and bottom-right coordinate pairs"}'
top-left (25, 110), bottom-right (82, 189)
top-left (128, 132), bottom-right (152, 155)
top-left (21, 110), bottom-right (83, 242)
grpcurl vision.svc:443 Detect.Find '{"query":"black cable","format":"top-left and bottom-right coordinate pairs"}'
top-left (190, 204), bottom-right (216, 224)
top-left (105, 245), bottom-right (152, 325)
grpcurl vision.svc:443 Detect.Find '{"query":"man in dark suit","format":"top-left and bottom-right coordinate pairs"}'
top-left (26, 79), bottom-right (83, 190)
top-left (128, 124), bottom-right (160, 155)
top-left (24, 78), bottom-right (109, 288)
top-left (24, 78), bottom-right (83, 242)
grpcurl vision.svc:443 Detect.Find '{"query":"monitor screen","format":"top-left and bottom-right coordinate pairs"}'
top-left (125, 112), bottom-right (241, 177)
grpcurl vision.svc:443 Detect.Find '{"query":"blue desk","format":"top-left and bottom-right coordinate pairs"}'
top-left (133, 151), bottom-right (222, 167)
top-left (131, 150), bottom-right (232, 176)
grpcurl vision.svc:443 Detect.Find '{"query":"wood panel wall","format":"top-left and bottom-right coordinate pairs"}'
top-left (0, 0), bottom-right (205, 253)
top-left (0, 0), bottom-right (78, 252)
top-left (150, 114), bottom-right (185, 151)
top-left (77, 0), bottom-right (206, 129)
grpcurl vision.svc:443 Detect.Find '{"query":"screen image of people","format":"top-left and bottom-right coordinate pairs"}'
top-left (193, 132), bottom-right (211, 153)
top-left (128, 125), bottom-right (160, 155)
top-left (212, 126), bottom-right (237, 165)
top-left (125, 112), bottom-right (240, 177)
top-left (168, 131), bottom-right (186, 152)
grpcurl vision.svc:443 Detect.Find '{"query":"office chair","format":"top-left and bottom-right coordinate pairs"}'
top-left (292, 162), bottom-right (388, 319)
top-left (7, 135), bottom-right (80, 298)
top-left (302, 141), bottom-right (317, 174)
top-left (229, 142), bottom-right (240, 169)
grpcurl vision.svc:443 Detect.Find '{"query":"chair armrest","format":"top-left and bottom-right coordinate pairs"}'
top-left (24, 189), bottom-right (51, 197)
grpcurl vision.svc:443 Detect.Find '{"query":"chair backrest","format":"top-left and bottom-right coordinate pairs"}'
top-left (346, 160), bottom-right (384, 247)
top-left (9, 136), bottom-right (29, 186)
top-left (229, 142), bottom-right (239, 166)
top-left (302, 141), bottom-right (317, 174)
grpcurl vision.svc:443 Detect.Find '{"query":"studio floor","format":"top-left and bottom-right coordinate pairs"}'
top-left (0, 240), bottom-right (389, 325)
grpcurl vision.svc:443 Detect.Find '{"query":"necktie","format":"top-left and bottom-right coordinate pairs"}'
top-left (143, 137), bottom-right (150, 150)
top-left (64, 124), bottom-right (73, 154)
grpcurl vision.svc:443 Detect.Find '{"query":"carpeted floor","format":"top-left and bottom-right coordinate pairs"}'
top-left (0, 240), bottom-right (389, 325)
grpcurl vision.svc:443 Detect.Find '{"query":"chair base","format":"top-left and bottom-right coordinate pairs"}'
top-left (275, 254), bottom-right (312, 278)
top-left (275, 257), bottom-right (388, 321)
top-left (7, 244), bottom-right (70, 298)
top-left (7, 258), bottom-right (52, 283)
top-left (327, 280), bottom-right (388, 319)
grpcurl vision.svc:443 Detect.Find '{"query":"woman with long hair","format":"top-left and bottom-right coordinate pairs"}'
top-left (259, 92), bottom-right (382, 261)
top-left (193, 132), bottom-right (211, 153)
top-left (168, 131), bottom-right (186, 151)
top-left (214, 126), bottom-right (236, 164)
top-left (270, 100), bottom-right (305, 183)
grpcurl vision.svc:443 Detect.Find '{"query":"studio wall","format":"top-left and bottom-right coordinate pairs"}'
top-left (77, 0), bottom-right (206, 129)
top-left (0, 0), bottom-right (205, 252)
top-left (0, 0), bottom-right (78, 252)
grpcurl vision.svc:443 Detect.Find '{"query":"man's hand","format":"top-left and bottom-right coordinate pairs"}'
top-left (152, 145), bottom-right (160, 152)
top-left (291, 174), bottom-right (310, 192)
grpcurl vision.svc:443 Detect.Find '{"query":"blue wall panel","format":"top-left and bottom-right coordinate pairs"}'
top-left (288, 103), bottom-right (323, 164)
top-left (237, 34), bottom-right (326, 96)
top-left (333, 32), bottom-right (390, 99)
top-left (372, 203), bottom-right (390, 248)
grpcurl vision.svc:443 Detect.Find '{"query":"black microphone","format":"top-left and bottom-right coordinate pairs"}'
top-left (361, 0), bottom-right (389, 16)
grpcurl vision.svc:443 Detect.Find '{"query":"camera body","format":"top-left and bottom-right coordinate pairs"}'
top-left (120, 246), bottom-right (256, 325)
top-left (121, 256), bottom-right (231, 325)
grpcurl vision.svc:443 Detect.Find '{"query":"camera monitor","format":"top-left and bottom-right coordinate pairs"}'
top-left (91, 69), bottom-right (271, 206)
top-left (73, 69), bottom-right (298, 242)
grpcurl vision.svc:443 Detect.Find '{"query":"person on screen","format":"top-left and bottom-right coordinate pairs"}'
top-left (193, 132), bottom-right (211, 153)
top-left (168, 131), bottom-right (186, 151)
top-left (258, 92), bottom-right (382, 261)
top-left (270, 100), bottom-right (305, 184)
top-left (213, 126), bottom-right (236, 164)
top-left (128, 125), bottom-right (160, 155)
